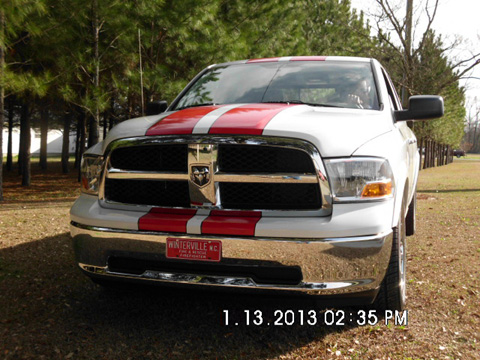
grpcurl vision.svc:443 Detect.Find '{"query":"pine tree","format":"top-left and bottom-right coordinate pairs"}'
top-left (0, 8), bottom-right (5, 200)
top-left (0, 0), bottom-right (46, 198)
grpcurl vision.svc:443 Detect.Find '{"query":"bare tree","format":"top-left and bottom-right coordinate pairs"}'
top-left (370, 0), bottom-right (480, 97)
top-left (464, 100), bottom-right (480, 152)
top-left (361, 0), bottom-right (480, 167)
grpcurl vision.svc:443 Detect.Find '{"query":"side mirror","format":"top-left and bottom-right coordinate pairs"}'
top-left (146, 100), bottom-right (168, 115)
top-left (394, 95), bottom-right (444, 121)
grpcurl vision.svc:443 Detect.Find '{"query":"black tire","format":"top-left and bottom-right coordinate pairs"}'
top-left (405, 192), bottom-right (416, 236)
top-left (373, 206), bottom-right (407, 311)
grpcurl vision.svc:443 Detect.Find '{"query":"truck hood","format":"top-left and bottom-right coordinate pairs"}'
top-left (103, 103), bottom-right (393, 157)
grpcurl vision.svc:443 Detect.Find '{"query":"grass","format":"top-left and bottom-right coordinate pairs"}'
top-left (1, 160), bottom-right (80, 203)
top-left (0, 159), bottom-right (479, 359)
top-left (2, 154), bottom-right (66, 162)
top-left (453, 153), bottom-right (480, 161)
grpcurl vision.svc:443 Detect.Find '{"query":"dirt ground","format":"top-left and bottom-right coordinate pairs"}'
top-left (0, 159), bottom-right (479, 359)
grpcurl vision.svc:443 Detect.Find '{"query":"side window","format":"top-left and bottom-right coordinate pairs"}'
top-left (381, 69), bottom-right (402, 110)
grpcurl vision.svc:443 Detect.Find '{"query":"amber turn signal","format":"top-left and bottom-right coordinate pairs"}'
top-left (361, 181), bottom-right (392, 198)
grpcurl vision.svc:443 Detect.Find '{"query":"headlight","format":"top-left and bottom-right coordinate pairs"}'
top-left (81, 155), bottom-right (104, 195)
top-left (324, 157), bottom-right (394, 202)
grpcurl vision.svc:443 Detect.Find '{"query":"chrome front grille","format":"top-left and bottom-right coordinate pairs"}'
top-left (100, 136), bottom-right (331, 214)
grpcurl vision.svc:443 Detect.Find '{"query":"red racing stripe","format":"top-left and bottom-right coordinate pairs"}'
top-left (290, 56), bottom-right (327, 61)
top-left (208, 103), bottom-right (297, 135)
top-left (139, 208), bottom-right (197, 233)
top-left (201, 210), bottom-right (262, 236)
top-left (146, 105), bottom-right (223, 136)
top-left (246, 57), bottom-right (280, 63)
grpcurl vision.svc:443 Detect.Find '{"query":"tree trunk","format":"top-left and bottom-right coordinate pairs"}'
top-left (431, 141), bottom-right (435, 167)
top-left (40, 107), bottom-right (48, 170)
top-left (441, 144), bottom-right (444, 166)
top-left (6, 98), bottom-right (13, 171)
top-left (0, 10), bottom-right (3, 201)
top-left (87, 115), bottom-right (98, 148)
top-left (430, 141), bottom-right (434, 167)
top-left (438, 144), bottom-right (442, 166)
top-left (103, 111), bottom-right (107, 139)
top-left (62, 112), bottom-right (71, 174)
top-left (432, 141), bottom-right (437, 167)
top-left (473, 124), bottom-right (478, 151)
top-left (88, 0), bottom-right (100, 148)
top-left (401, 0), bottom-right (413, 108)
top-left (428, 140), bottom-right (432, 168)
top-left (438, 143), bottom-right (442, 166)
top-left (77, 110), bottom-right (86, 182)
top-left (18, 103), bottom-right (27, 175)
top-left (428, 140), bottom-right (434, 168)
top-left (418, 137), bottom-right (423, 171)
top-left (74, 112), bottom-right (81, 169)
top-left (20, 103), bottom-right (31, 186)
top-left (428, 140), bottom-right (433, 168)
top-left (423, 140), bottom-right (429, 169)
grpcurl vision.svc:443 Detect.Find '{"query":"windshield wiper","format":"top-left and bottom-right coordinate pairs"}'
top-left (261, 100), bottom-right (341, 108)
top-left (176, 102), bottom-right (219, 110)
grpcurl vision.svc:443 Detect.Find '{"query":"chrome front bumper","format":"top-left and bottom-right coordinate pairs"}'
top-left (71, 222), bottom-right (393, 297)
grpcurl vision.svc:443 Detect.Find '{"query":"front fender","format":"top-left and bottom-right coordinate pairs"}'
top-left (352, 130), bottom-right (411, 228)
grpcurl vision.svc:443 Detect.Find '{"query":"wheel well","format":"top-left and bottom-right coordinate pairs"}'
top-left (405, 182), bottom-right (416, 236)
top-left (402, 180), bottom-right (410, 215)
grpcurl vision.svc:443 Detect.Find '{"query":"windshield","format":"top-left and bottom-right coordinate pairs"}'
top-left (173, 61), bottom-right (380, 110)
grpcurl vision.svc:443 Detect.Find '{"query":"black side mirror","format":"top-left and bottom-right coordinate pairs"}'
top-left (394, 95), bottom-right (444, 121)
top-left (146, 100), bottom-right (168, 115)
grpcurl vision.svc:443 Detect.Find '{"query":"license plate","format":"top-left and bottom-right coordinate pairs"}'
top-left (166, 238), bottom-right (222, 262)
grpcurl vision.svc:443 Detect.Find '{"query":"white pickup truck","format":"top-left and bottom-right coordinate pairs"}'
top-left (70, 56), bottom-right (443, 310)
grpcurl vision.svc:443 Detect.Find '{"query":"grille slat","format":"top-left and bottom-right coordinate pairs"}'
top-left (219, 182), bottom-right (321, 210)
top-left (105, 179), bottom-right (190, 207)
top-left (104, 142), bottom-right (322, 210)
top-left (110, 145), bottom-right (188, 172)
top-left (218, 145), bottom-right (315, 174)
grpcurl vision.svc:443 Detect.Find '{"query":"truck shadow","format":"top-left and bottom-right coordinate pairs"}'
top-left (0, 232), bottom-right (363, 359)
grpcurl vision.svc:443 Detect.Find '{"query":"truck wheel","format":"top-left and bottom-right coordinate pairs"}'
top-left (405, 192), bottom-right (416, 236)
top-left (373, 206), bottom-right (407, 311)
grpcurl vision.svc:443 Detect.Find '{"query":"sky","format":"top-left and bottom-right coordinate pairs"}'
top-left (350, 0), bottom-right (480, 113)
